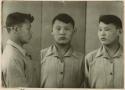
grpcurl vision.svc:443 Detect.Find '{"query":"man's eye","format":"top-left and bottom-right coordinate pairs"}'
top-left (56, 27), bottom-right (61, 31)
top-left (65, 28), bottom-right (70, 31)
top-left (99, 29), bottom-right (102, 31)
top-left (105, 29), bottom-right (110, 31)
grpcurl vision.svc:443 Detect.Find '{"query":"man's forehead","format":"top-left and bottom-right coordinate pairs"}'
top-left (99, 22), bottom-right (116, 28)
top-left (54, 20), bottom-right (73, 26)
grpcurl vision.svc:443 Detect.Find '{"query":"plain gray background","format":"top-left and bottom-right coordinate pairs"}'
top-left (2, 1), bottom-right (123, 86)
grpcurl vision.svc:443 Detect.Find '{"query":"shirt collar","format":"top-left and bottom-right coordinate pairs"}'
top-left (95, 44), bottom-right (123, 58)
top-left (7, 39), bottom-right (27, 56)
top-left (114, 45), bottom-right (123, 57)
top-left (45, 45), bottom-right (77, 58)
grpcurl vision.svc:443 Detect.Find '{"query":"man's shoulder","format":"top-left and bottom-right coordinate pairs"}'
top-left (85, 49), bottom-right (98, 60)
top-left (72, 49), bottom-right (84, 60)
top-left (40, 47), bottom-right (49, 55)
top-left (2, 45), bottom-right (25, 70)
top-left (40, 46), bottom-right (50, 59)
top-left (73, 50), bottom-right (83, 56)
top-left (40, 48), bottom-right (49, 53)
top-left (2, 45), bottom-right (20, 59)
top-left (2, 44), bottom-right (25, 64)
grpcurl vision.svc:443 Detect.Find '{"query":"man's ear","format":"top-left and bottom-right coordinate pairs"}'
top-left (116, 29), bottom-right (122, 38)
top-left (117, 28), bottom-right (122, 34)
top-left (119, 29), bottom-right (122, 34)
top-left (51, 29), bottom-right (53, 35)
top-left (14, 25), bottom-right (22, 32)
top-left (73, 27), bottom-right (77, 33)
top-left (14, 27), bottom-right (18, 32)
top-left (12, 25), bottom-right (18, 32)
top-left (9, 26), bottom-right (17, 32)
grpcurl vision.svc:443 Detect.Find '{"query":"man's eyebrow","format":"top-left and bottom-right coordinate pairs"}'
top-left (99, 26), bottom-right (111, 29)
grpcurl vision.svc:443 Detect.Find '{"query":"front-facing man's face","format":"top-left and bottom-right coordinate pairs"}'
top-left (98, 22), bottom-right (120, 45)
top-left (17, 19), bottom-right (32, 44)
top-left (52, 20), bottom-right (75, 45)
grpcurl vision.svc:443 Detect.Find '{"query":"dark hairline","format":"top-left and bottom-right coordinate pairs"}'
top-left (52, 19), bottom-right (74, 28)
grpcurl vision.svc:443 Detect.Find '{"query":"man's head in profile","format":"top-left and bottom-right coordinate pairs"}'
top-left (6, 12), bottom-right (34, 46)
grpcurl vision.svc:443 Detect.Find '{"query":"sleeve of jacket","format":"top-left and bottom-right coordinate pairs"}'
top-left (80, 54), bottom-right (85, 88)
top-left (40, 48), bottom-right (48, 88)
top-left (84, 54), bottom-right (91, 88)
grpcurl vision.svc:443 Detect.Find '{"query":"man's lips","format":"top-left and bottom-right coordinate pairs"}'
top-left (100, 37), bottom-right (106, 41)
top-left (59, 37), bottom-right (66, 40)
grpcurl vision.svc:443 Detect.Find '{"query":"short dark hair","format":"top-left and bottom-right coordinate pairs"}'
top-left (6, 12), bottom-right (34, 32)
top-left (52, 13), bottom-right (75, 28)
top-left (99, 15), bottom-right (122, 29)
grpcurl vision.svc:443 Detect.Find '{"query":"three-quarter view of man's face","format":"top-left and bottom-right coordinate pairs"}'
top-left (98, 22), bottom-right (120, 45)
top-left (52, 20), bottom-right (75, 45)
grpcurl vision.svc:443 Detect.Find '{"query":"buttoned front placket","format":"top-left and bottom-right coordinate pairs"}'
top-left (105, 57), bottom-right (114, 88)
top-left (57, 57), bottom-right (64, 88)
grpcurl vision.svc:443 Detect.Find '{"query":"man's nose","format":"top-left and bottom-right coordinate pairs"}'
top-left (29, 31), bottom-right (32, 38)
top-left (30, 33), bottom-right (32, 38)
top-left (101, 30), bottom-right (106, 36)
top-left (30, 30), bottom-right (33, 35)
top-left (59, 29), bottom-right (65, 34)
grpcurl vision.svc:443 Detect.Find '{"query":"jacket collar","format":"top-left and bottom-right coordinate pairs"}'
top-left (7, 39), bottom-right (27, 56)
top-left (95, 44), bottom-right (123, 59)
top-left (45, 45), bottom-right (78, 58)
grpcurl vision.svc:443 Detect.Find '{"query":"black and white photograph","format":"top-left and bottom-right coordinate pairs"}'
top-left (1, 0), bottom-right (124, 88)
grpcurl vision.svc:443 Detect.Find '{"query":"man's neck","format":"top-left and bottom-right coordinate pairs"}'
top-left (103, 40), bottom-right (120, 57)
top-left (9, 36), bottom-right (23, 47)
top-left (55, 43), bottom-right (70, 57)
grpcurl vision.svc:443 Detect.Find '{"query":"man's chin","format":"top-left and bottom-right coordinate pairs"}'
top-left (101, 42), bottom-right (110, 46)
top-left (22, 40), bottom-right (30, 45)
top-left (56, 42), bottom-right (69, 45)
